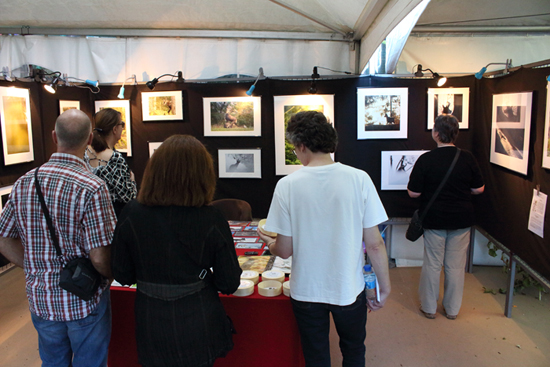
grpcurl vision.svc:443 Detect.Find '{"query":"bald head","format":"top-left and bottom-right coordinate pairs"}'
top-left (54, 109), bottom-right (92, 151)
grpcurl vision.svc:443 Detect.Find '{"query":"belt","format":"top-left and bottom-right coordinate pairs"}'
top-left (137, 280), bottom-right (207, 301)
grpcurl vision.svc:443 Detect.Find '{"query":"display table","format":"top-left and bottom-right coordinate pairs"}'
top-left (108, 284), bottom-right (305, 367)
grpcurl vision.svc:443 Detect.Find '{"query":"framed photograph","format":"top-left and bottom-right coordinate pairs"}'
top-left (274, 94), bottom-right (334, 175)
top-left (218, 149), bottom-right (261, 178)
top-left (543, 82), bottom-right (550, 169)
top-left (148, 142), bottom-right (163, 157)
top-left (203, 97), bottom-right (261, 137)
top-left (381, 151), bottom-right (428, 190)
top-left (357, 88), bottom-right (408, 139)
top-left (427, 87), bottom-right (469, 130)
top-left (0, 86), bottom-right (34, 165)
top-left (490, 92), bottom-right (533, 175)
top-left (94, 100), bottom-right (132, 156)
top-left (142, 91), bottom-right (183, 121)
top-left (0, 185), bottom-right (13, 213)
top-left (59, 100), bottom-right (80, 113)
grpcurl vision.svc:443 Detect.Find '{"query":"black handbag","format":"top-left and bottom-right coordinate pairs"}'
top-left (35, 167), bottom-right (101, 301)
top-left (406, 148), bottom-right (461, 242)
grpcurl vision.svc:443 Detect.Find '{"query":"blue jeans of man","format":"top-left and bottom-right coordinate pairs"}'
top-left (291, 289), bottom-right (367, 367)
top-left (31, 290), bottom-right (111, 367)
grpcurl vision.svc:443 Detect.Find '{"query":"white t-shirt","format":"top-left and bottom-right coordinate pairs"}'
top-left (265, 162), bottom-right (388, 305)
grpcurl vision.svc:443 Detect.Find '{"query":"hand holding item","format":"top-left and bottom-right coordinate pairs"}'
top-left (366, 288), bottom-right (389, 312)
top-left (257, 218), bottom-right (277, 246)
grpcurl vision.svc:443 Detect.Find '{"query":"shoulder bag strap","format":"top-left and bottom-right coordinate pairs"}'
top-left (34, 167), bottom-right (63, 259)
top-left (419, 148), bottom-right (461, 221)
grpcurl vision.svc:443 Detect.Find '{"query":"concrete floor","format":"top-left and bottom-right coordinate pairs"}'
top-left (1, 265), bottom-right (549, 367)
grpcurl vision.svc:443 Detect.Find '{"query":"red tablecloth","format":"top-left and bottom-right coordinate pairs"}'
top-left (108, 284), bottom-right (305, 367)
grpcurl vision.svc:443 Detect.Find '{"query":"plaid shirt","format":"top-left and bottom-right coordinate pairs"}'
top-left (0, 153), bottom-right (116, 321)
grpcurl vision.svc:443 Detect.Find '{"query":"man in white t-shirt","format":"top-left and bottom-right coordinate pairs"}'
top-left (258, 111), bottom-right (391, 367)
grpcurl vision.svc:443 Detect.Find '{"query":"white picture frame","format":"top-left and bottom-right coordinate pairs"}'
top-left (141, 90), bottom-right (183, 121)
top-left (427, 87), bottom-right (469, 130)
top-left (94, 100), bottom-right (133, 156)
top-left (490, 92), bottom-right (532, 175)
top-left (148, 142), bottom-right (163, 158)
top-left (218, 149), bottom-right (261, 178)
top-left (0, 185), bottom-right (13, 213)
top-left (542, 82), bottom-right (550, 169)
top-left (59, 100), bottom-right (80, 113)
top-left (381, 150), bottom-right (428, 190)
top-left (357, 87), bottom-right (408, 140)
top-left (0, 86), bottom-right (34, 165)
top-left (203, 96), bottom-right (261, 137)
top-left (273, 94), bottom-right (334, 176)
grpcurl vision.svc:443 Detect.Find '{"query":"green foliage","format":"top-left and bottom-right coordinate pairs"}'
top-left (486, 241), bottom-right (547, 300)
top-left (210, 101), bottom-right (254, 130)
top-left (282, 104), bottom-right (323, 165)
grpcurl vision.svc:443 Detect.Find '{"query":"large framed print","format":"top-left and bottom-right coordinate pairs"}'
top-left (427, 87), bottom-right (469, 130)
top-left (381, 151), bottom-right (428, 190)
top-left (218, 149), bottom-right (261, 178)
top-left (94, 100), bottom-right (133, 156)
top-left (0, 185), bottom-right (13, 213)
top-left (0, 86), bottom-right (34, 165)
top-left (203, 97), bottom-right (261, 137)
top-left (142, 91), bottom-right (183, 121)
top-left (357, 88), bottom-right (407, 139)
top-left (59, 100), bottom-right (80, 114)
top-left (543, 82), bottom-right (550, 169)
top-left (490, 92), bottom-right (532, 175)
top-left (274, 94), bottom-right (334, 175)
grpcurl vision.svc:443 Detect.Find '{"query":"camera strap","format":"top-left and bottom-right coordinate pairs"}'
top-left (34, 166), bottom-right (63, 260)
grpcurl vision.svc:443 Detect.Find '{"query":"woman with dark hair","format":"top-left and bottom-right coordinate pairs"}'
top-left (85, 108), bottom-right (136, 217)
top-left (111, 135), bottom-right (241, 367)
top-left (408, 114), bottom-right (485, 320)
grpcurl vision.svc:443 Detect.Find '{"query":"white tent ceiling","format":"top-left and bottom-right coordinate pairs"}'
top-left (0, 0), bottom-right (549, 82)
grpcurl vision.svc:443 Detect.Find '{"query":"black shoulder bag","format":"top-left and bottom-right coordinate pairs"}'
top-left (34, 167), bottom-right (101, 301)
top-left (406, 148), bottom-right (461, 242)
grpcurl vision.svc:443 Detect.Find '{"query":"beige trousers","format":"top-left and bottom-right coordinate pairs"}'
top-left (419, 228), bottom-right (471, 316)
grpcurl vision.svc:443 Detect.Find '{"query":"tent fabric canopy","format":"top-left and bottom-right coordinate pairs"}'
top-left (1, 0), bottom-right (550, 83)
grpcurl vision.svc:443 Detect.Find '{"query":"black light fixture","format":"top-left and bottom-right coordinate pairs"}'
top-left (146, 71), bottom-right (184, 90)
top-left (44, 77), bottom-right (60, 94)
top-left (308, 66), bottom-right (320, 94)
top-left (415, 64), bottom-right (447, 86)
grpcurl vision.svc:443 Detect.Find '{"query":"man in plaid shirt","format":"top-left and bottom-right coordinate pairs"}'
top-left (0, 109), bottom-right (116, 367)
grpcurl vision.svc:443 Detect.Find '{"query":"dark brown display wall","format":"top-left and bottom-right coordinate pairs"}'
top-left (0, 66), bottom-right (549, 279)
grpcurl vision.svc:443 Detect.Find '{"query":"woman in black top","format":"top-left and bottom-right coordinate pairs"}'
top-left (111, 135), bottom-right (242, 367)
top-left (408, 114), bottom-right (484, 320)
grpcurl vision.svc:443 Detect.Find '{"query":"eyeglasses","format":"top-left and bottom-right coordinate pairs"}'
top-left (292, 150), bottom-right (296, 156)
top-left (117, 122), bottom-right (125, 129)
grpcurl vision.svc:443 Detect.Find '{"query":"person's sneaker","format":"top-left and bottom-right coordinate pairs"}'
top-left (420, 307), bottom-right (436, 319)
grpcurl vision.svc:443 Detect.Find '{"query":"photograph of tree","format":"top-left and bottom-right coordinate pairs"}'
top-left (490, 92), bottom-right (532, 175)
top-left (203, 97), bottom-right (261, 136)
top-left (357, 88), bottom-right (408, 139)
top-left (0, 86), bottom-right (34, 165)
top-left (283, 104), bottom-right (324, 165)
top-left (210, 101), bottom-right (254, 132)
top-left (274, 94), bottom-right (334, 175)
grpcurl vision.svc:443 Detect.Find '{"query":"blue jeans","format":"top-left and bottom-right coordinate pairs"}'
top-left (291, 290), bottom-right (367, 367)
top-left (31, 290), bottom-right (111, 367)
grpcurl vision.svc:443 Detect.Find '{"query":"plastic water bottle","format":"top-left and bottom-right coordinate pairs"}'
top-left (363, 264), bottom-right (377, 301)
